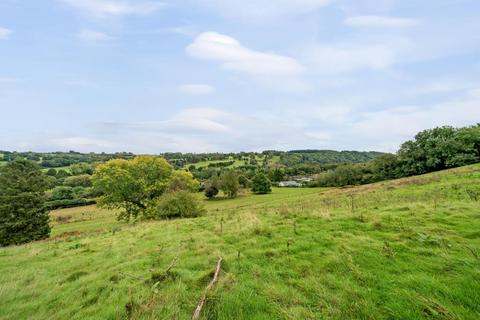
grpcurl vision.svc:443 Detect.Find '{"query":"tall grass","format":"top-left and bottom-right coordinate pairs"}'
top-left (0, 165), bottom-right (479, 319)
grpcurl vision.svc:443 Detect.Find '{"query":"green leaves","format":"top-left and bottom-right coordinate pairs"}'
top-left (92, 156), bottom-right (200, 221)
top-left (0, 159), bottom-right (50, 246)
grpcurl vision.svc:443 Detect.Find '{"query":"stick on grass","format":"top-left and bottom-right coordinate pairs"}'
top-left (191, 257), bottom-right (223, 320)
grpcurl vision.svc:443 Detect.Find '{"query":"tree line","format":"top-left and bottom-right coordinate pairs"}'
top-left (310, 125), bottom-right (480, 187)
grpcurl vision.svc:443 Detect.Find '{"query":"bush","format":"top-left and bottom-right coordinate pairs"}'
top-left (220, 170), bottom-right (240, 198)
top-left (251, 173), bottom-right (272, 194)
top-left (48, 186), bottom-right (76, 201)
top-left (0, 160), bottom-right (50, 246)
top-left (147, 191), bottom-right (205, 219)
top-left (64, 174), bottom-right (92, 187)
top-left (205, 185), bottom-right (219, 199)
top-left (45, 198), bottom-right (96, 210)
top-left (238, 175), bottom-right (251, 188)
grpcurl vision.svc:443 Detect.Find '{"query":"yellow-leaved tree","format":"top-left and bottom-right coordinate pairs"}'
top-left (93, 156), bottom-right (202, 221)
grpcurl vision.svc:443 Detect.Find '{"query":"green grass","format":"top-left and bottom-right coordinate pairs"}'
top-left (1, 165), bottom-right (480, 319)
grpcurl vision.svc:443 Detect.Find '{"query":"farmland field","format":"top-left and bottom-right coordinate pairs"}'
top-left (1, 165), bottom-right (479, 319)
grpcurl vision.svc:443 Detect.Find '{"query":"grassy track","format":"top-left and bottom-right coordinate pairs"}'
top-left (0, 165), bottom-right (479, 319)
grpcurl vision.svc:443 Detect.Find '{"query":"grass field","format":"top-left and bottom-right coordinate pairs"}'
top-left (1, 165), bottom-right (479, 319)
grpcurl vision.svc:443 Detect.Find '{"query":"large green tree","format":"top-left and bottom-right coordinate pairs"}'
top-left (398, 125), bottom-right (480, 175)
top-left (220, 170), bottom-right (240, 198)
top-left (251, 173), bottom-right (272, 194)
top-left (0, 160), bottom-right (50, 246)
top-left (93, 156), bottom-right (200, 220)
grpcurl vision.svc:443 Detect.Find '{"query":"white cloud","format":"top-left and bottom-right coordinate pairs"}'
top-left (178, 84), bottom-right (214, 95)
top-left (62, 0), bottom-right (163, 17)
top-left (77, 29), bottom-right (112, 41)
top-left (195, 0), bottom-right (333, 20)
top-left (0, 27), bottom-right (13, 40)
top-left (186, 32), bottom-right (304, 76)
top-left (344, 15), bottom-right (419, 28)
top-left (306, 43), bottom-right (396, 74)
top-left (350, 97), bottom-right (480, 151)
top-left (127, 108), bottom-right (231, 134)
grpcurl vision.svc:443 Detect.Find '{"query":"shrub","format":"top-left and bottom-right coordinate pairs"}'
top-left (251, 173), bottom-right (272, 194)
top-left (147, 191), bottom-right (205, 219)
top-left (205, 185), bottom-right (219, 199)
top-left (64, 174), bottom-right (92, 187)
top-left (220, 170), bottom-right (240, 198)
top-left (45, 198), bottom-right (96, 210)
top-left (238, 175), bottom-right (251, 188)
top-left (48, 186), bottom-right (76, 201)
top-left (0, 160), bottom-right (50, 246)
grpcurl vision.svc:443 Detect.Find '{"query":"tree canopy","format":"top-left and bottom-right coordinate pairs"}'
top-left (0, 160), bottom-right (50, 246)
top-left (251, 173), bottom-right (272, 194)
top-left (93, 156), bottom-right (199, 220)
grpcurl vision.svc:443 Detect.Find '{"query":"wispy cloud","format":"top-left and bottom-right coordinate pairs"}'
top-left (0, 77), bottom-right (21, 84)
top-left (178, 84), bottom-right (214, 95)
top-left (305, 43), bottom-right (397, 74)
top-left (186, 32), bottom-right (304, 76)
top-left (0, 27), bottom-right (13, 40)
top-left (344, 15), bottom-right (419, 28)
top-left (77, 29), bottom-right (113, 42)
top-left (195, 0), bottom-right (333, 20)
top-left (51, 136), bottom-right (114, 149)
top-left (62, 0), bottom-right (163, 17)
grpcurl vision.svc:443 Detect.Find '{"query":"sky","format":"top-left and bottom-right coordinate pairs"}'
top-left (0, 0), bottom-right (479, 153)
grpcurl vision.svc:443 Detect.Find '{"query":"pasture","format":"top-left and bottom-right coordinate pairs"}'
top-left (0, 165), bottom-right (479, 319)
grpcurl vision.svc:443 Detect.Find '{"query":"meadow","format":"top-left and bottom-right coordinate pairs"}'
top-left (0, 165), bottom-right (479, 319)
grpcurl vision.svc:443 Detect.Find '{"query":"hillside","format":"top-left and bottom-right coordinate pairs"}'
top-left (1, 164), bottom-right (479, 319)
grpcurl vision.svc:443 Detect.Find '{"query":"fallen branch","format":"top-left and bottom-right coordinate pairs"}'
top-left (164, 256), bottom-right (178, 274)
top-left (191, 257), bottom-right (223, 320)
top-left (150, 256), bottom-right (179, 283)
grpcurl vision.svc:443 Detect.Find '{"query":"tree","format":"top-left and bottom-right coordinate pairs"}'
top-left (70, 163), bottom-right (94, 175)
top-left (398, 126), bottom-right (480, 175)
top-left (204, 185), bottom-right (219, 199)
top-left (92, 156), bottom-right (200, 221)
top-left (238, 175), bottom-right (250, 188)
top-left (220, 170), bottom-right (240, 198)
top-left (0, 160), bottom-right (50, 246)
top-left (45, 168), bottom-right (57, 176)
top-left (168, 170), bottom-right (200, 192)
top-left (251, 173), bottom-right (272, 194)
top-left (63, 174), bottom-right (92, 187)
top-left (147, 191), bottom-right (205, 219)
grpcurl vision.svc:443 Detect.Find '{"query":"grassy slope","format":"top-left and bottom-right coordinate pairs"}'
top-left (0, 165), bottom-right (479, 319)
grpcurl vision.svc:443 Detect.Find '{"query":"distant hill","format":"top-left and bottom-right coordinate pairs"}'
top-left (280, 150), bottom-right (386, 166)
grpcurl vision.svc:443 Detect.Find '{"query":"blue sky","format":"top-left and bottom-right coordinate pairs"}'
top-left (0, 0), bottom-right (479, 153)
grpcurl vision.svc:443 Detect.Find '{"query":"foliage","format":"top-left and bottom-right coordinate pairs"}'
top-left (238, 175), bottom-right (251, 188)
top-left (63, 174), bottom-right (92, 188)
top-left (251, 173), bottom-right (272, 194)
top-left (312, 124), bottom-right (480, 187)
top-left (398, 125), bottom-right (480, 175)
top-left (93, 156), bottom-right (173, 220)
top-left (93, 156), bottom-right (199, 221)
top-left (167, 170), bottom-right (200, 192)
top-left (204, 185), bottom-right (219, 199)
top-left (219, 170), bottom-right (240, 198)
top-left (146, 191), bottom-right (205, 219)
top-left (0, 160), bottom-right (50, 246)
